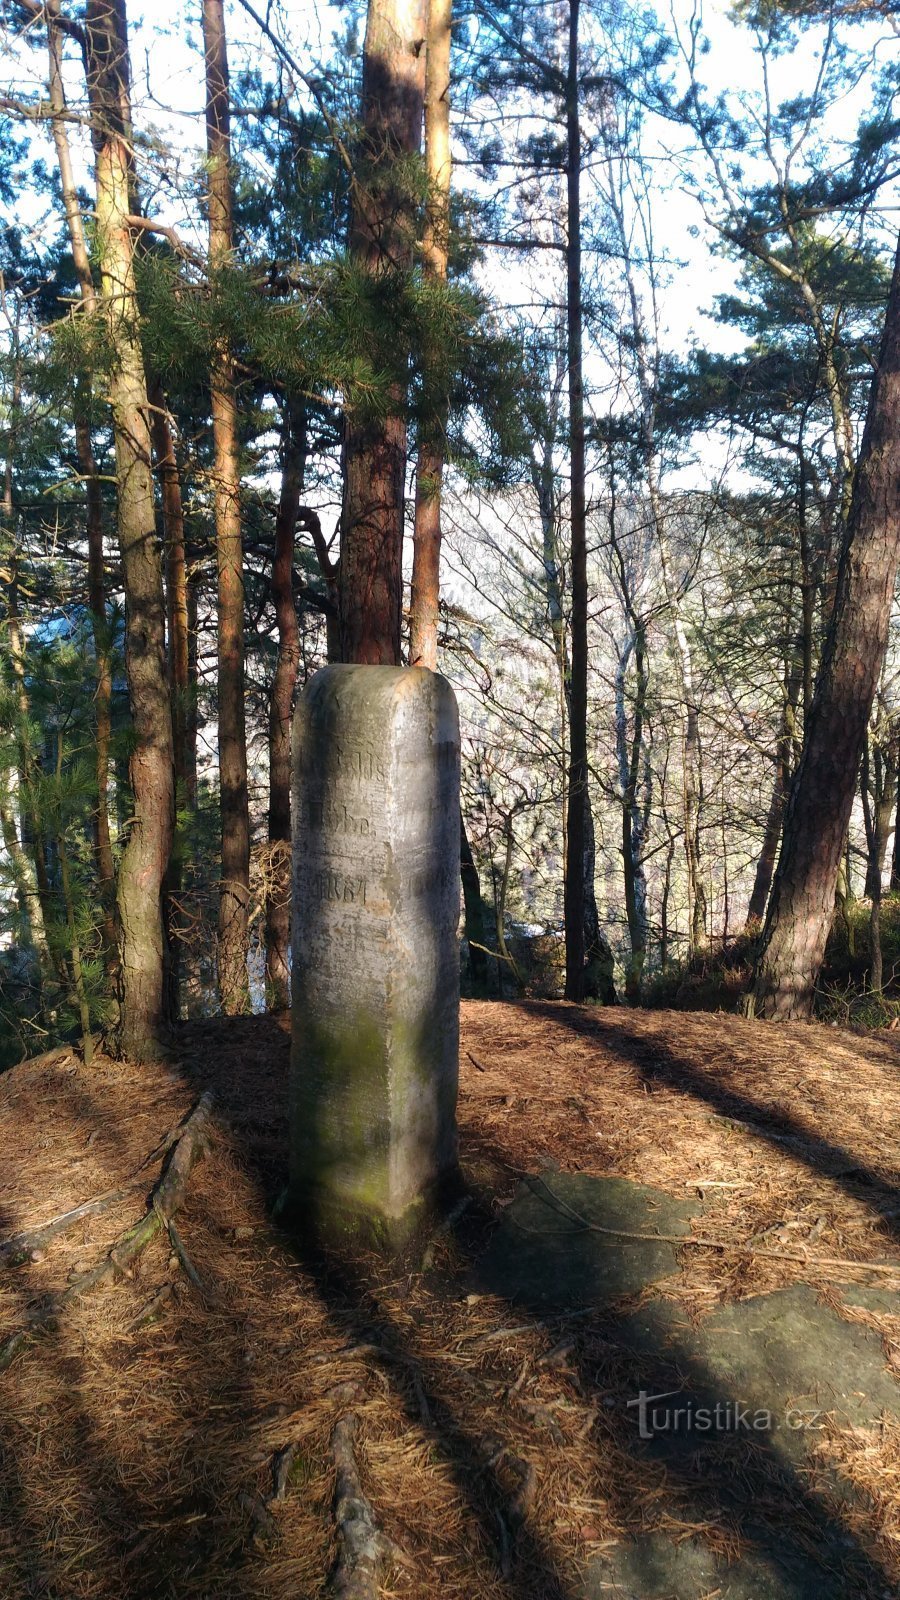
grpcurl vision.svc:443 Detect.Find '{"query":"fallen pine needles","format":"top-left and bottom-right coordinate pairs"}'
top-left (0, 1092), bottom-right (214, 1371)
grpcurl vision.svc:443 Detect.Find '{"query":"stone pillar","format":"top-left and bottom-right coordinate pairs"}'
top-left (289, 665), bottom-right (460, 1247)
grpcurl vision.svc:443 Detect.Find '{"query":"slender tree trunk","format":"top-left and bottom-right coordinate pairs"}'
top-left (0, 759), bottom-right (48, 970)
top-left (55, 729), bottom-right (94, 1065)
top-left (495, 810), bottom-right (524, 992)
top-left (745, 666), bottom-right (800, 932)
top-left (460, 810), bottom-right (488, 987)
top-left (601, 117), bottom-right (706, 962)
top-left (746, 759), bottom-right (787, 935)
top-left (186, 571), bottom-right (200, 808)
top-left (339, 0), bottom-right (426, 664)
top-left (3, 338), bottom-right (52, 983)
top-left (891, 784), bottom-right (900, 893)
top-left (265, 401), bottom-right (304, 1009)
top-left (84, 0), bottom-right (174, 1060)
top-left (147, 377), bottom-right (190, 1021)
top-left (45, 2), bottom-right (117, 966)
top-left (862, 736), bottom-right (898, 899)
top-left (147, 378), bottom-right (189, 796)
top-left (75, 398), bottom-right (117, 940)
top-left (681, 636), bottom-right (707, 956)
top-left (410, 0), bottom-right (452, 669)
top-left (750, 238), bottom-right (900, 1019)
top-left (615, 628), bottom-right (649, 999)
top-left (535, 426), bottom-right (613, 1001)
top-left (563, 0), bottom-right (588, 1001)
top-left (202, 0), bottom-right (251, 1015)
top-left (7, 591), bottom-right (60, 988)
top-left (870, 871), bottom-right (883, 994)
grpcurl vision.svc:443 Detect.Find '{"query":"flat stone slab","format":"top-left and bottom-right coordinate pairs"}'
top-left (618, 1283), bottom-right (899, 1462)
top-left (475, 1174), bottom-right (899, 1599)
top-left (584, 1530), bottom-right (853, 1600)
top-left (476, 1173), bottom-right (697, 1307)
top-left (838, 1283), bottom-right (900, 1317)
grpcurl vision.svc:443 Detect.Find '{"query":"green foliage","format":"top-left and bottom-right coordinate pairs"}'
top-left (0, 615), bottom-right (126, 1061)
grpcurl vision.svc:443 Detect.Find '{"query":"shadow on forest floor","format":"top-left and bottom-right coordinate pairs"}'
top-left (0, 1003), bottom-right (898, 1599)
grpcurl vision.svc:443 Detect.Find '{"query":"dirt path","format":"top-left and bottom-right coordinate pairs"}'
top-left (0, 1004), bottom-right (897, 1599)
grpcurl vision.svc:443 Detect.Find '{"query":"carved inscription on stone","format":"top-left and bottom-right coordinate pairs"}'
top-left (290, 664), bottom-right (461, 1247)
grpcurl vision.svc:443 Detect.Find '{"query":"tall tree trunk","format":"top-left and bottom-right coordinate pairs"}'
top-left (862, 732), bottom-right (899, 900)
top-left (45, 0), bottom-right (117, 965)
top-left (2, 318), bottom-right (57, 995)
top-left (615, 627), bottom-right (649, 1000)
top-left (750, 238), bottom-right (900, 1019)
top-left (202, 0), bottom-right (251, 1014)
top-left (890, 783), bottom-right (900, 893)
top-left (534, 422), bottom-right (613, 1002)
top-left (75, 396), bottom-right (117, 950)
top-left (265, 401), bottom-right (304, 1010)
top-left (409, 0), bottom-right (452, 670)
top-left (147, 379), bottom-right (189, 798)
top-left (460, 810), bottom-right (488, 987)
top-left (339, 0), bottom-right (426, 664)
top-left (563, 0), bottom-right (588, 1001)
top-left (6, 569), bottom-right (61, 992)
top-left (148, 377), bottom-right (190, 1021)
top-left (84, 0), bottom-right (175, 1061)
top-left (745, 666), bottom-right (800, 933)
top-left (186, 570), bottom-right (200, 808)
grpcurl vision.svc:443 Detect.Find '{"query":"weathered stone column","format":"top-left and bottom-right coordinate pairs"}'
top-left (289, 665), bottom-right (460, 1247)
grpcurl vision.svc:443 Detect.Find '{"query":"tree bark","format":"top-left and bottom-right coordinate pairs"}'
top-left (615, 627), bottom-right (649, 999)
top-left (460, 808), bottom-right (488, 986)
top-left (84, 0), bottom-right (175, 1061)
top-left (147, 379), bottom-right (189, 799)
top-left (339, 0), bottom-right (426, 664)
top-left (891, 782), bottom-right (900, 893)
top-left (202, 0), bottom-right (251, 1015)
top-left (745, 665), bottom-right (800, 933)
top-left (750, 237), bottom-right (900, 1019)
top-left (862, 730), bottom-right (899, 900)
top-left (409, 0), bottom-right (452, 670)
top-left (45, 1), bottom-right (117, 963)
top-left (563, 0), bottom-right (588, 1001)
top-left (265, 401), bottom-right (304, 1010)
top-left (147, 377), bottom-right (190, 1022)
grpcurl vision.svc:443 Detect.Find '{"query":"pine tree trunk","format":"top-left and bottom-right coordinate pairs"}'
top-left (202, 0), bottom-right (251, 1014)
top-left (148, 378), bottom-right (190, 1021)
top-left (563, 0), bottom-right (588, 1001)
top-left (265, 402), bottom-right (304, 1010)
top-left (84, 0), bottom-right (175, 1060)
top-left (750, 237), bottom-right (900, 1019)
top-left (339, 0), bottom-right (426, 664)
top-left (147, 379), bottom-right (189, 798)
top-left (75, 397), bottom-right (117, 952)
top-left (46, 1), bottom-right (117, 966)
top-left (410, 0), bottom-right (452, 670)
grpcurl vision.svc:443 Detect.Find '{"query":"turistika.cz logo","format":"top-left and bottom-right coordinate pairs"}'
top-left (626, 1389), bottom-right (826, 1441)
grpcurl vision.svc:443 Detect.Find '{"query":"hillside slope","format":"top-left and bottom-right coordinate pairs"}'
top-left (0, 1004), bottom-right (898, 1599)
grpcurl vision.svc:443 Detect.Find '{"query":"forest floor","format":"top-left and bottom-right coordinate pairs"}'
top-left (1, 1002), bottom-right (899, 1600)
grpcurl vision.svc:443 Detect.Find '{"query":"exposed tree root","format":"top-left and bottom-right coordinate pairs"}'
top-left (0, 1093), bottom-right (214, 1371)
top-left (0, 1098), bottom-right (209, 1269)
top-left (329, 1413), bottom-right (389, 1599)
